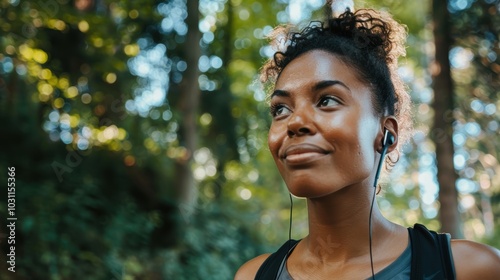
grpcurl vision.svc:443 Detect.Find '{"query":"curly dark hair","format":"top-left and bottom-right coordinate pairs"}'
top-left (261, 8), bottom-right (412, 165)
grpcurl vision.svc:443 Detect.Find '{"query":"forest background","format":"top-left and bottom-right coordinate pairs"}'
top-left (0, 0), bottom-right (499, 279)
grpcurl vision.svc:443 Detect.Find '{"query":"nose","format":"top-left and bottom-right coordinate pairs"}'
top-left (287, 109), bottom-right (316, 137)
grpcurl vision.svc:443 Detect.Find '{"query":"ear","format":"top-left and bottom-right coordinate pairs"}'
top-left (376, 116), bottom-right (398, 153)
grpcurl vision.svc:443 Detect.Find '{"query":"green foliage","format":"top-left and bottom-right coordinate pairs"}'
top-left (0, 0), bottom-right (286, 278)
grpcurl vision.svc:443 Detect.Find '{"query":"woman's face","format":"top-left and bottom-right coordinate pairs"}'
top-left (268, 50), bottom-right (382, 198)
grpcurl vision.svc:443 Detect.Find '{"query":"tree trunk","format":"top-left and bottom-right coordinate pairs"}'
top-left (431, 0), bottom-right (463, 238)
top-left (175, 0), bottom-right (201, 221)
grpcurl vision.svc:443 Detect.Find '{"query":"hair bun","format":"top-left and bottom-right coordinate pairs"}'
top-left (326, 9), bottom-right (407, 67)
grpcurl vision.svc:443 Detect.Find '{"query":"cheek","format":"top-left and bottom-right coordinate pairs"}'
top-left (335, 111), bottom-right (378, 167)
top-left (351, 118), bottom-right (378, 167)
top-left (267, 125), bottom-right (283, 158)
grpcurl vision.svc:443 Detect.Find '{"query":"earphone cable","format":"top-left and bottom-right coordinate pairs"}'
top-left (276, 193), bottom-right (294, 279)
top-left (369, 182), bottom-right (377, 280)
top-left (369, 140), bottom-right (391, 280)
top-left (289, 192), bottom-right (293, 241)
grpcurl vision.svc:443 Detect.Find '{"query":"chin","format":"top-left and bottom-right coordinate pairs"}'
top-left (286, 180), bottom-right (338, 199)
top-left (283, 172), bottom-right (370, 199)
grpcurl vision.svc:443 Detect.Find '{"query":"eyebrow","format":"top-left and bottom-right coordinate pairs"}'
top-left (271, 80), bottom-right (351, 99)
top-left (312, 80), bottom-right (351, 92)
top-left (270, 89), bottom-right (290, 99)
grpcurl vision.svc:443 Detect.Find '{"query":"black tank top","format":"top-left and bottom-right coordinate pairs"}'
top-left (255, 224), bottom-right (456, 280)
top-left (275, 238), bottom-right (411, 279)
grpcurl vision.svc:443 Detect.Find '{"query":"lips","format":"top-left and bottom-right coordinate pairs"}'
top-left (282, 143), bottom-right (330, 165)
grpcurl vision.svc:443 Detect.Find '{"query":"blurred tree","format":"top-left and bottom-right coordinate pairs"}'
top-left (174, 0), bottom-right (201, 219)
top-left (447, 0), bottom-right (500, 245)
top-left (431, 0), bottom-right (462, 238)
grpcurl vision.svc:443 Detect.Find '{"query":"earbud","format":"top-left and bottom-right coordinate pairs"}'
top-left (382, 129), bottom-right (395, 148)
top-left (374, 129), bottom-right (395, 189)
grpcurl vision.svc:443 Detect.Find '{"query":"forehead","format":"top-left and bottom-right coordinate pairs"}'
top-left (275, 49), bottom-right (368, 92)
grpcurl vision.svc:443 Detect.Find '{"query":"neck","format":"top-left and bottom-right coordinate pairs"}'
top-left (302, 185), bottom-right (396, 262)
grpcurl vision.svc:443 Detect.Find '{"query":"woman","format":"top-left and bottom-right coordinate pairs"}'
top-left (235, 4), bottom-right (500, 280)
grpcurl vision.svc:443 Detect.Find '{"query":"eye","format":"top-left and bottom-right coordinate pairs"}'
top-left (270, 104), bottom-right (292, 118)
top-left (318, 96), bottom-right (340, 107)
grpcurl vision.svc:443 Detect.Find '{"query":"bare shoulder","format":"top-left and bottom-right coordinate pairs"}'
top-left (234, 253), bottom-right (271, 280)
top-left (451, 239), bottom-right (500, 279)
